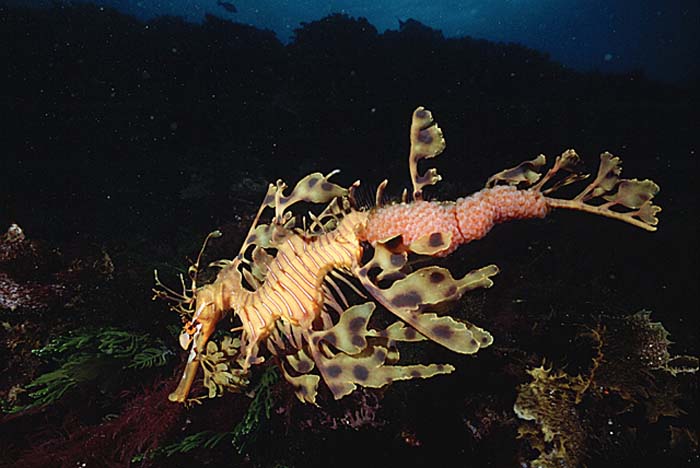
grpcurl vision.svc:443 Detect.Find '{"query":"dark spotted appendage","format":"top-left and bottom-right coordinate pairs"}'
top-left (353, 365), bottom-right (369, 381)
top-left (415, 173), bottom-right (433, 184)
top-left (391, 291), bottom-right (422, 308)
top-left (390, 254), bottom-right (405, 267)
top-left (429, 271), bottom-right (445, 283)
top-left (374, 347), bottom-right (387, 362)
top-left (432, 324), bottom-right (454, 339)
top-left (296, 360), bottom-right (312, 373)
top-left (428, 232), bottom-right (444, 247)
top-left (418, 129), bottom-right (433, 144)
top-left (326, 365), bottom-right (342, 378)
top-left (349, 316), bottom-right (365, 332)
top-left (324, 332), bottom-right (337, 346)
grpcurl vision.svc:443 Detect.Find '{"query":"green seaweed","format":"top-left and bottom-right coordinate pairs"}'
top-left (21, 354), bottom-right (94, 410)
top-left (132, 430), bottom-right (230, 462)
top-left (7, 327), bottom-right (172, 412)
top-left (231, 365), bottom-right (279, 452)
top-left (163, 430), bottom-right (231, 455)
top-left (128, 346), bottom-right (172, 369)
top-left (142, 366), bottom-right (280, 462)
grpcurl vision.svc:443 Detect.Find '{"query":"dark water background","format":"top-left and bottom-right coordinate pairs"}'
top-left (0, 4), bottom-right (697, 467)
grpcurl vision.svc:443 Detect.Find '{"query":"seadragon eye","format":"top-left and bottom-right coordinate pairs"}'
top-left (178, 322), bottom-right (197, 350)
top-left (178, 330), bottom-right (192, 350)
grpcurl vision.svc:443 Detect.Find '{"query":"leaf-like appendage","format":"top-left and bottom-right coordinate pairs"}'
top-left (604, 179), bottom-right (660, 209)
top-left (409, 230), bottom-right (453, 256)
top-left (275, 171), bottom-right (347, 215)
top-left (356, 238), bottom-right (498, 355)
top-left (281, 370), bottom-right (320, 405)
top-left (589, 152), bottom-right (622, 198)
top-left (409, 107), bottom-right (446, 200)
top-left (200, 337), bottom-right (248, 398)
top-left (315, 345), bottom-right (454, 400)
top-left (536, 151), bottom-right (662, 231)
top-left (637, 200), bottom-right (663, 226)
top-left (368, 321), bottom-right (427, 342)
top-left (486, 154), bottom-right (547, 188)
top-left (310, 302), bottom-right (374, 355)
top-left (359, 239), bottom-right (407, 282)
top-left (286, 349), bottom-right (316, 374)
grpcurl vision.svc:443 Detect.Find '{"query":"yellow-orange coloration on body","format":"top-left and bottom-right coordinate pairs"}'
top-left (154, 106), bottom-right (661, 405)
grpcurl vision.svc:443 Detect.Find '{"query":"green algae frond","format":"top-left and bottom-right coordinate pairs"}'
top-left (7, 327), bottom-right (172, 412)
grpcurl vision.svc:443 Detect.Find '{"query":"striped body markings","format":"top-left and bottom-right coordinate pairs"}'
top-left (237, 212), bottom-right (366, 340)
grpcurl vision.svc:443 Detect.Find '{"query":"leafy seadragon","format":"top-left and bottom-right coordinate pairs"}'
top-left (154, 107), bottom-right (660, 405)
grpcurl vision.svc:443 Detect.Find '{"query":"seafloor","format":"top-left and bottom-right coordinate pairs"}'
top-left (1, 5), bottom-right (698, 468)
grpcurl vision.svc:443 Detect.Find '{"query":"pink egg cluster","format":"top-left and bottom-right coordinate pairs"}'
top-left (455, 186), bottom-right (548, 242)
top-left (362, 186), bottom-right (548, 255)
top-left (363, 199), bottom-right (463, 253)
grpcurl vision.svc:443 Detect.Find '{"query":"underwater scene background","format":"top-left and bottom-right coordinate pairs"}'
top-left (1, 1), bottom-right (698, 467)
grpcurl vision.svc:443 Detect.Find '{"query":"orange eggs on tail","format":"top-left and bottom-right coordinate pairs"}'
top-left (362, 185), bottom-right (548, 256)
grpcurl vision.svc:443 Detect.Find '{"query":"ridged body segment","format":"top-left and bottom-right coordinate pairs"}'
top-left (233, 210), bottom-right (367, 341)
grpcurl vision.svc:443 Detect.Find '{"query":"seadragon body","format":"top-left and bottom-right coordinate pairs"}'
top-left (155, 107), bottom-right (660, 405)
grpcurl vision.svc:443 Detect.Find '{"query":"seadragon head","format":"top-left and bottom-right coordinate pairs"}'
top-left (153, 231), bottom-right (249, 403)
top-left (154, 171), bottom-right (351, 403)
